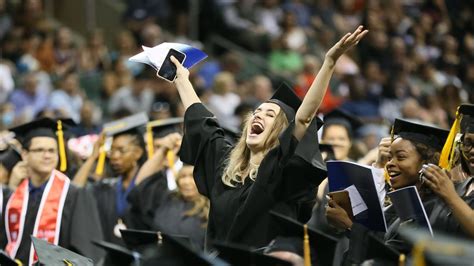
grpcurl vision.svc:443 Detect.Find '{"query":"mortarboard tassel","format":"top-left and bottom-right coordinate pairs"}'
top-left (146, 125), bottom-right (154, 159)
top-left (412, 241), bottom-right (426, 266)
top-left (398, 253), bottom-right (406, 266)
top-left (439, 108), bottom-right (461, 170)
top-left (303, 224), bottom-right (311, 266)
top-left (95, 139), bottom-right (107, 176)
top-left (57, 120), bottom-right (67, 172)
top-left (15, 259), bottom-right (23, 266)
top-left (167, 150), bottom-right (177, 177)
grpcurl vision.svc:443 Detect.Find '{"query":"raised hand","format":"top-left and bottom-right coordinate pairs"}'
top-left (374, 137), bottom-right (392, 168)
top-left (325, 198), bottom-right (353, 230)
top-left (170, 56), bottom-right (190, 82)
top-left (325, 25), bottom-right (368, 64)
top-left (422, 164), bottom-right (457, 201)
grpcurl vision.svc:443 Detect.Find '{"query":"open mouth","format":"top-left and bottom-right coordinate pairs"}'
top-left (250, 122), bottom-right (264, 136)
top-left (387, 170), bottom-right (401, 180)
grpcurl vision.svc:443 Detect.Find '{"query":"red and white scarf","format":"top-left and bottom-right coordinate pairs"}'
top-left (4, 170), bottom-right (70, 265)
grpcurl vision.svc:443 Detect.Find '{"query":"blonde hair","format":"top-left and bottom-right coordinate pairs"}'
top-left (221, 110), bottom-right (289, 187)
top-left (176, 166), bottom-right (210, 227)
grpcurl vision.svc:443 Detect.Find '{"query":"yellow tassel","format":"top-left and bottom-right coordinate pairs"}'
top-left (398, 253), bottom-right (406, 266)
top-left (95, 147), bottom-right (106, 176)
top-left (14, 259), bottom-right (23, 266)
top-left (57, 120), bottom-right (67, 172)
top-left (303, 224), bottom-right (311, 266)
top-left (63, 259), bottom-right (73, 266)
top-left (147, 125), bottom-right (154, 159)
top-left (412, 241), bottom-right (426, 266)
top-left (439, 109), bottom-right (461, 170)
top-left (167, 150), bottom-right (177, 177)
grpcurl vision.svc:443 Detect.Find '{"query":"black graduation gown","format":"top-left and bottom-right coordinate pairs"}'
top-left (179, 103), bottom-right (327, 248)
top-left (1, 185), bottom-right (11, 217)
top-left (345, 183), bottom-right (474, 265)
top-left (0, 182), bottom-right (104, 264)
top-left (127, 171), bottom-right (170, 230)
top-left (152, 192), bottom-right (207, 250)
top-left (90, 178), bottom-right (126, 246)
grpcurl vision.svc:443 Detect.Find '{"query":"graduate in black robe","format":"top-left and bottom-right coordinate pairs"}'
top-left (88, 113), bottom-right (148, 246)
top-left (0, 118), bottom-right (104, 264)
top-left (167, 27), bottom-right (368, 249)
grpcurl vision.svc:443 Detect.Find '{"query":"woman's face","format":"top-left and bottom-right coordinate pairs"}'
top-left (246, 102), bottom-right (281, 152)
top-left (461, 133), bottom-right (474, 173)
top-left (322, 124), bottom-right (351, 160)
top-left (108, 135), bottom-right (143, 175)
top-left (386, 138), bottom-right (423, 190)
top-left (177, 166), bottom-right (199, 201)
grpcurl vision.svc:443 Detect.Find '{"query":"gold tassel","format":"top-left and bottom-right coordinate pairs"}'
top-left (412, 241), bottom-right (426, 266)
top-left (439, 108), bottom-right (461, 170)
top-left (303, 224), bottom-right (311, 266)
top-left (167, 150), bottom-right (177, 177)
top-left (147, 125), bottom-right (154, 159)
top-left (95, 146), bottom-right (106, 176)
top-left (63, 259), bottom-right (73, 266)
top-left (14, 259), bottom-right (23, 266)
top-left (398, 253), bottom-right (406, 266)
top-left (57, 120), bottom-right (67, 172)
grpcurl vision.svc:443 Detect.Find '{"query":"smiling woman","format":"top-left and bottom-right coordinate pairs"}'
top-left (170, 26), bottom-right (368, 249)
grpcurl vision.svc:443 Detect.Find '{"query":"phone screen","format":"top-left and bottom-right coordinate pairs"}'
top-left (158, 49), bottom-right (186, 82)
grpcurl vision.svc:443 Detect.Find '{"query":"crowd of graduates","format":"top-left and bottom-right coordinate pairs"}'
top-left (0, 0), bottom-right (474, 265)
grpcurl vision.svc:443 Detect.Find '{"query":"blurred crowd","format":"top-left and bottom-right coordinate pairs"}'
top-left (0, 0), bottom-right (473, 162)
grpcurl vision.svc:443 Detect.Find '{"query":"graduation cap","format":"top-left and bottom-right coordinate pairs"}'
top-left (391, 119), bottom-right (449, 152)
top-left (95, 112), bottom-right (149, 176)
top-left (129, 43), bottom-right (207, 70)
top-left (92, 240), bottom-right (141, 266)
top-left (439, 104), bottom-right (474, 170)
top-left (266, 82), bottom-right (301, 121)
top-left (323, 109), bottom-right (363, 138)
top-left (141, 233), bottom-right (228, 266)
top-left (31, 237), bottom-right (94, 266)
top-left (9, 117), bottom-right (76, 172)
top-left (211, 241), bottom-right (291, 266)
top-left (120, 229), bottom-right (194, 251)
top-left (0, 250), bottom-right (21, 266)
top-left (267, 211), bottom-right (338, 266)
top-left (120, 229), bottom-right (161, 250)
top-left (398, 226), bottom-right (474, 266)
top-left (145, 117), bottom-right (183, 158)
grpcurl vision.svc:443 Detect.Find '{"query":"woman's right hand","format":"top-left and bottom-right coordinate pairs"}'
top-left (374, 137), bottom-right (392, 168)
top-left (170, 56), bottom-right (190, 83)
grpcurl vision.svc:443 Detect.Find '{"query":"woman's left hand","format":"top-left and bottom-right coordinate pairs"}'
top-left (422, 164), bottom-right (457, 201)
top-left (325, 198), bottom-right (353, 230)
top-left (325, 25), bottom-right (368, 64)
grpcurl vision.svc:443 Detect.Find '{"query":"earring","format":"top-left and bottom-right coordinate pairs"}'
top-left (418, 171), bottom-right (425, 185)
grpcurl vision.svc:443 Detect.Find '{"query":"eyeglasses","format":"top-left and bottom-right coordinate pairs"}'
top-left (28, 148), bottom-right (58, 155)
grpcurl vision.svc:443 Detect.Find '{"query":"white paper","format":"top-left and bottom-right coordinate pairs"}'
top-left (344, 185), bottom-right (368, 216)
top-left (371, 167), bottom-right (387, 206)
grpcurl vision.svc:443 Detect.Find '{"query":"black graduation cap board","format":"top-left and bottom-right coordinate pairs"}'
top-left (31, 237), bottom-right (93, 266)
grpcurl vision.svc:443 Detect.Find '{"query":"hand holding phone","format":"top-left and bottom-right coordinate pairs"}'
top-left (328, 190), bottom-right (354, 220)
top-left (157, 48), bottom-right (186, 82)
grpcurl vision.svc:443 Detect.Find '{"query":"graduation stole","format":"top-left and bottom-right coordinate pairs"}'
top-left (4, 170), bottom-right (70, 265)
top-left (0, 185), bottom-right (3, 217)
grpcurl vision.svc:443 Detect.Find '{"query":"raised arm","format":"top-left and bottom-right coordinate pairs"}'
top-left (72, 134), bottom-right (104, 187)
top-left (135, 133), bottom-right (182, 185)
top-left (294, 26), bottom-right (368, 140)
top-left (170, 56), bottom-right (201, 111)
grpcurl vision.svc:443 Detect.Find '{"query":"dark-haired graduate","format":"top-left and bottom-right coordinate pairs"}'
top-left (73, 113), bottom-right (149, 246)
top-left (169, 26), bottom-right (368, 248)
top-left (0, 118), bottom-right (104, 265)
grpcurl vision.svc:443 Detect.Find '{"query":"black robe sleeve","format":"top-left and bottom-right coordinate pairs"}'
top-left (179, 103), bottom-right (233, 197)
top-left (59, 185), bottom-right (105, 262)
top-left (126, 171), bottom-right (169, 230)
